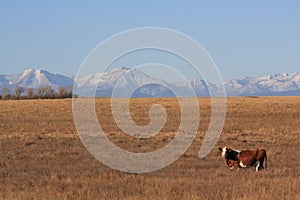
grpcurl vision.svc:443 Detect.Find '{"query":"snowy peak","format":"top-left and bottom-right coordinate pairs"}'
top-left (7, 68), bottom-right (49, 87)
top-left (0, 68), bottom-right (74, 92)
top-left (76, 67), bottom-right (173, 97)
top-left (77, 67), bottom-right (130, 87)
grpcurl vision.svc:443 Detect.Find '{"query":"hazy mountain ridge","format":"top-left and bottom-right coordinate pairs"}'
top-left (1, 68), bottom-right (300, 97)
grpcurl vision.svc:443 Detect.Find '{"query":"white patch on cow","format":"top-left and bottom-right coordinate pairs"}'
top-left (239, 161), bottom-right (248, 168)
top-left (233, 149), bottom-right (241, 153)
top-left (221, 147), bottom-right (227, 157)
top-left (255, 161), bottom-right (260, 172)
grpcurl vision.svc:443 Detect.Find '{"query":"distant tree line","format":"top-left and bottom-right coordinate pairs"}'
top-left (0, 85), bottom-right (74, 100)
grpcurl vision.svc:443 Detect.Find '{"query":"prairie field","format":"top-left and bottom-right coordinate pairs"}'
top-left (0, 97), bottom-right (299, 200)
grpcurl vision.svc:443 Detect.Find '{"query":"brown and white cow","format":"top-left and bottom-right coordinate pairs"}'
top-left (218, 147), bottom-right (267, 172)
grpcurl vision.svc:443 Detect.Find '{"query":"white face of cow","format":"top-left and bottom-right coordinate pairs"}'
top-left (218, 147), bottom-right (227, 157)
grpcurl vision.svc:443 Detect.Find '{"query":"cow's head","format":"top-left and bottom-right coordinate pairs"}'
top-left (218, 147), bottom-right (240, 161)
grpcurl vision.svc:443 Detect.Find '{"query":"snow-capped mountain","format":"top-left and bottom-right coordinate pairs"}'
top-left (223, 72), bottom-right (300, 96)
top-left (1, 68), bottom-right (300, 97)
top-left (76, 67), bottom-right (177, 97)
top-left (0, 68), bottom-right (73, 93)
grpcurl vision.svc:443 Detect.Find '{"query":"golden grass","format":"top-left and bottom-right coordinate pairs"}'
top-left (0, 97), bottom-right (299, 199)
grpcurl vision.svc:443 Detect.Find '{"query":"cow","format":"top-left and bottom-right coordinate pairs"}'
top-left (218, 147), bottom-right (267, 172)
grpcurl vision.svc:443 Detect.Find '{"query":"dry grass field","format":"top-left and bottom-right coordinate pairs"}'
top-left (0, 97), bottom-right (299, 199)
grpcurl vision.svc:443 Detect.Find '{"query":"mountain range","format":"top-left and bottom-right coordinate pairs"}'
top-left (1, 67), bottom-right (300, 97)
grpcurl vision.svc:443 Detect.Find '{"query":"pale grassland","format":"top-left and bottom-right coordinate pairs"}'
top-left (0, 97), bottom-right (299, 199)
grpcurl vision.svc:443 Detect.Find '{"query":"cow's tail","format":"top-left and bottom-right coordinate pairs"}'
top-left (264, 150), bottom-right (267, 169)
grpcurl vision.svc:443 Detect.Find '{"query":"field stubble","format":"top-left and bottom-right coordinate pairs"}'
top-left (0, 97), bottom-right (299, 199)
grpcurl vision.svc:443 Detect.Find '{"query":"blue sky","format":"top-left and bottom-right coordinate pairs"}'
top-left (0, 1), bottom-right (299, 81)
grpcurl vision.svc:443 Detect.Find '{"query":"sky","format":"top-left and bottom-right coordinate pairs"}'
top-left (0, 0), bottom-right (299, 81)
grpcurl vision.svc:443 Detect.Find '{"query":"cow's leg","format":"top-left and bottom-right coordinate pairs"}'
top-left (259, 159), bottom-right (264, 170)
top-left (259, 156), bottom-right (265, 170)
top-left (228, 161), bottom-right (234, 169)
top-left (234, 162), bottom-right (240, 170)
top-left (239, 161), bottom-right (247, 168)
top-left (255, 161), bottom-right (260, 172)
